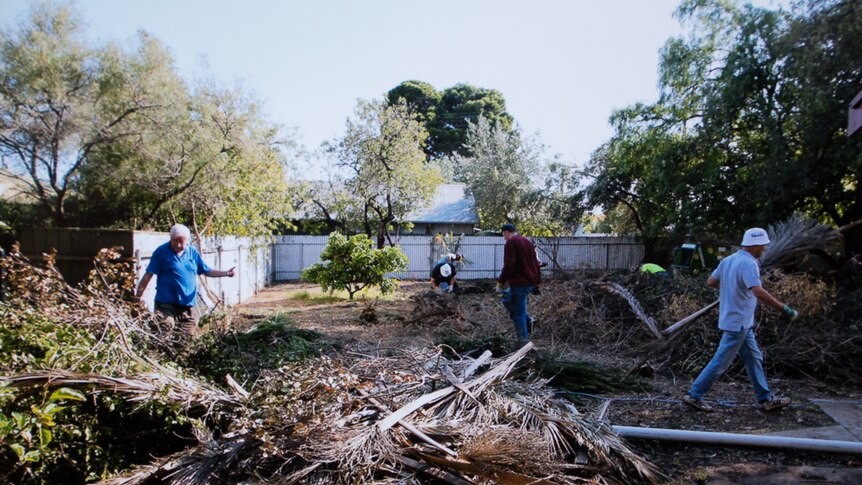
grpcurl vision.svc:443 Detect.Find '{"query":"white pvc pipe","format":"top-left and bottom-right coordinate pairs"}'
top-left (613, 426), bottom-right (862, 455)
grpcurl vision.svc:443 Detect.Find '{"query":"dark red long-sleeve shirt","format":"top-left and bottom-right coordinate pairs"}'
top-left (498, 235), bottom-right (541, 287)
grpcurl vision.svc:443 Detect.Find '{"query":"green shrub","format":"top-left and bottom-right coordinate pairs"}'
top-left (0, 309), bottom-right (97, 374)
top-left (301, 232), bottom-right (408, 299)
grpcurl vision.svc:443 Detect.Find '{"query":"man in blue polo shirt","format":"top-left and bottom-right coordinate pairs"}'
top-left (135, 224), bottom-right (235, 338)
top-left (682, 228), bottom-right (799, 413)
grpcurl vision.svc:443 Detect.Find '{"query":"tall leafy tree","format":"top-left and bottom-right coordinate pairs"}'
top-left (0, 5), bottom-right (165, 226)
top-left (518, 160), bottom-right (586, 237)
top-left (79, 82), bottom-right (297, 239)
top-left (0, 4), bottom-right (297, 239)
top-left (455, 116), bottom-right (539, 230)
top-left (327, 99), bottom-right (442, 248)
top-left (387, 81), bottom-right (513, 159)
top-left (584, 0), bottom-right (862, 254)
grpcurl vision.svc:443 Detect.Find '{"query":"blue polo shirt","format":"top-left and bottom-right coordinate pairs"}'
top-left (710, 250), bottom-right (762, 331)
top-left (146, 242), bottom-right (211, 306)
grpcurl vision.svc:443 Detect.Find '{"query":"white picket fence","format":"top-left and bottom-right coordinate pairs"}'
top-left (271, 235), bottom-right (644, 281)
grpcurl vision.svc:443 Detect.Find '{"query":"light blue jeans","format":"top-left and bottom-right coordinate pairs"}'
top-left (502, 286), bottom-right (534, 341)
top-left (688, 327), bottom-right (772, 402)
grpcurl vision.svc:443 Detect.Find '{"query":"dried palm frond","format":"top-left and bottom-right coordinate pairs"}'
top-left (0, 369), bottom-right (240, 413)
top-left (761, 214), bottom-right (840, 269)
top-left (95, 435), bottom-right (257, 485)
top-left (471, 380), bottom-right (660, 483)
top-left (302, 425), bottom-right (399, 482)
top-left (358, 344), bottom-right (662, 484)
top-left (594, 282), bottom-right (662, 340)
top-left (459, 427), bottom-right (560, 475)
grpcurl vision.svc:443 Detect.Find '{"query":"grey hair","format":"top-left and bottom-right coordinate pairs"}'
top-left (169, 224), bottom-right (191, 240)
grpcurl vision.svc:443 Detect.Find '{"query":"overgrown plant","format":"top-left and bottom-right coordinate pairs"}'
top-left (0, 246), bottom-right (220, 482)
top-left (183, 315), bottom-right (324, 382)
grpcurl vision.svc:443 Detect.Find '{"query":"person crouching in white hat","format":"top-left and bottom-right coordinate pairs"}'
top-left (430, 253), bottom-right (462, 293)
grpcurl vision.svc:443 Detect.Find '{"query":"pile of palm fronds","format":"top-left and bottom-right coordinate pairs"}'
top-left (761, 214), bottom-right (841, 269)
top-left (92, 345), bottom-right (659, 484)
top-left (529, 215), bottom-right (862, 382)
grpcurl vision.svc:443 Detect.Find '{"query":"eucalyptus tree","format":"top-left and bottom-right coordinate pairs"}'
top-left (328, 99), bottom-right (442, 248)
top-left (0, 5), bottom-right (168, 226)
top-left (584, 0), bottom-right (862, 254)
top-left (0, 5), bottom-right (296, 239)
top-left (454, 116), bottom-right (539, 230)
top-left (80, 82), bottom-right (297, 240)
top-left (517, 160), bottom-right (586, 237)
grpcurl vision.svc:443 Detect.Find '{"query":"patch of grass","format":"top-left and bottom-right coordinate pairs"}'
top-left (287, 285), bottom-right (409, 303)
top-left (184, 314), bottom-right (327, 382)
top-left (289, 289), bottom-right (342, 303)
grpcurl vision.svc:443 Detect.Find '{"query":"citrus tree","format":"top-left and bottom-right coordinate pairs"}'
top-left (301, 232), bottom-right (408, 299)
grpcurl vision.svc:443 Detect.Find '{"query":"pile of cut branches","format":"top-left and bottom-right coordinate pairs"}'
top-left (1, 246), bottom-right (661, 483)
top-left (91, 345), bottom-right (660, 484)
top-left (530, 215), bottom-right (862, 382)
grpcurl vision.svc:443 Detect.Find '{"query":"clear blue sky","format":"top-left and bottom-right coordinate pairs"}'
top-left (1, 0), bottom-right (786, 175)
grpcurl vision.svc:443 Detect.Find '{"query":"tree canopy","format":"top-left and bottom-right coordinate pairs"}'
top-left (387, 81), bottom-right (513, 159)
top-left (0, 4), bottom-right (297, 239)
top-left (321, 99), bottom-right (442, 248)
top-left (0, 5), bottom-right (165, 227)
top-left (584, 0), bottom-right (862, 254)
top-left (453, 116), bottom-right (537, 231)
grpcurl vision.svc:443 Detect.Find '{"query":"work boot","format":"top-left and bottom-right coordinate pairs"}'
top-left (760, 395), bottom-right (791, 412)
top-left (682, 394), bottom-right (713, 412)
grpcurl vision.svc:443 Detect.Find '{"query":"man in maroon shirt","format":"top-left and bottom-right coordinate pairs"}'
top-left (497, 223), bottom-right (541, 341)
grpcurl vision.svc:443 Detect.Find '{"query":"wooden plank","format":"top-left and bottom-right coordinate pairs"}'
top-left (662, 300), bottom-right (719, 337)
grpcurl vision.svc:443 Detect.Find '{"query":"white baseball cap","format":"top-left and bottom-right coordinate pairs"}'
top-left (440, 263), bottom-right (452, 277)
top-left (741, 227), bottom-right (770, 246)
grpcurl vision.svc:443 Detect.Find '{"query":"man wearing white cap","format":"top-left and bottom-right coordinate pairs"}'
top-left (431, 253), bottom-right (462, 293)
top-left (682, 227), bottom-right (799, 413)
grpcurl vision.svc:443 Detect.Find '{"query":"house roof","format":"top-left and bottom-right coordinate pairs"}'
top-left (406, 183), bottom-right (479, 224)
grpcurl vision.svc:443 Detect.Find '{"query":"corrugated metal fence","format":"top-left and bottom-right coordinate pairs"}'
top-left (272, 235), bottom-right (644, 281)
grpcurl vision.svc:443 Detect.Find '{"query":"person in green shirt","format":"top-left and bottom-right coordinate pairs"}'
top-left (640, 263), bottom-right (670, 280)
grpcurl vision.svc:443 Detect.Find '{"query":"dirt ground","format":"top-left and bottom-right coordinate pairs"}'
top-left (235, 280), bottom-right (862, 483)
